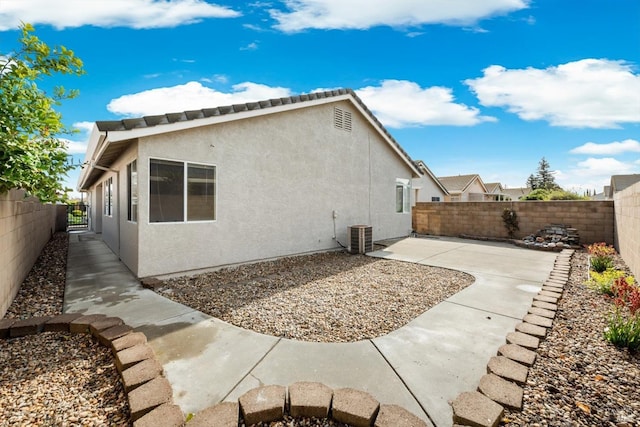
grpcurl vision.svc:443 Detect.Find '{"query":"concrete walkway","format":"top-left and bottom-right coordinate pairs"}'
top-left (64, 232), bottom-right (557, 427)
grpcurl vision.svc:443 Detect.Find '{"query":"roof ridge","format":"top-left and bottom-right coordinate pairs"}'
top-left (94, 87), bottom-right (415, 171)
top-left (96, 88), bottom-right (355, 132)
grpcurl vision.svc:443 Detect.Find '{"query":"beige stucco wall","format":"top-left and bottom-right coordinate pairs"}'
top-left (0, 189), bottom-right (58, 317)
top-left (614, 181), bottom-right (640, 278)
top-left (88, 101), bottom-right (413, 277)
top-left (413, 200), bottom-right (614, 245)
top-left (412, 175), bottom-right (447, 204)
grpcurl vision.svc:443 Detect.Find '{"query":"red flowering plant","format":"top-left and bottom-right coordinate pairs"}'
top-left (586, 242), bottom-right (616, 273)
top-left (604, 276), bottom-right (640, 352)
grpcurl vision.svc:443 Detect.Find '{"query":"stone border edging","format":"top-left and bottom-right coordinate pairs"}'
top-left (0, 314), bottom-right (430, 427)
top-left (451, 248), bottom-right (574, 427)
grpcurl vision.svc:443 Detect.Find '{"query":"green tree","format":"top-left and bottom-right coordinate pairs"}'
top-left (525, 157), bottom-right (561, 191)
top-left (526, 173), bottom-right (540, 190)
top-left (0, 23), bottom-right (84, 202)
top-left (536, 157), bottom-right (560, 190)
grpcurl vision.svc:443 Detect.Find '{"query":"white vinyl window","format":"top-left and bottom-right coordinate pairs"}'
top-left (104, 177), bottom-right (113, 217)
top-left (127, 160), bottom-right (138, 222)
top-left (396, 179), bottom-right (410, 213)
top-left (149, 158), bottom-right (216, 223)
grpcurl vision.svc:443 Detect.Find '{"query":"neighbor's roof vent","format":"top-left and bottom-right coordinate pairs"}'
top-left (334, 107), bottom-right (352, 132)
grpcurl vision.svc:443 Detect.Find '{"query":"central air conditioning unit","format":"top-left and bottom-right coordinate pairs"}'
top-left (348, 225), bottom-right (373, 254)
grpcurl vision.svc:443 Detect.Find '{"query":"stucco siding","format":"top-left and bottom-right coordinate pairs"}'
top-left (412, 175), bottom-right (447, 204)
top-left (133, 101), bottom-right (412, 277)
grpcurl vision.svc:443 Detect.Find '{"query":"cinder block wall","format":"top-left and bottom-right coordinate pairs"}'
top-left (0, 189), bottom-right (58, 317)
top-left (412, 200), bottom-right (615, 245)
top-left (614, 182), bottom-right (640, 278)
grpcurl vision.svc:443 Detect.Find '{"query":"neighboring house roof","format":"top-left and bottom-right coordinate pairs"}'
top-left (437, 174), bottom-right (487, 195)
top-left (413, 160), bottom-right (449, 195)
top-left (502, 187), bottom-right (531, 200)
top-left (609, 174), bottom-right (640, 197)
top-left (484, 182), bottom-right (504, 193)
top-left (78, 88), bottom-right (420, 190)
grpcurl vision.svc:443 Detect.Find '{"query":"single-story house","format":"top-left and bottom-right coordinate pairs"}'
top-left (412, 160), bottom-right (449, 203)
top-left (78, 89), bottom-right (421, 277)
top-left (437, 174), bottom-right (489, 202)
top-left (607, 174), bottom-right (640, 198)
top-left (502, 187), bottom-right (531, 200)
top-left (484, 182), bottom-right (509, 201)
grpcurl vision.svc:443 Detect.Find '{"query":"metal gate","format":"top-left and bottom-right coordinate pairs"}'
top-left (67, 202), bottom-right (88, 229)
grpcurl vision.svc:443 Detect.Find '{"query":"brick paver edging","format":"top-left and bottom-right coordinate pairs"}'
top-left (451, 248), bottom-right (575, 427)
top-left (0, 314), bottom-right (430, 427)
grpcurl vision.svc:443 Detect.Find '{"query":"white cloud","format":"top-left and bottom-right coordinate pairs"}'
top-left (0, 0), bottom-right (240, 31)
top-left (269, 0), bottom-right (528, 32)
top-left (570, 139), bottom-right (640, 155)
top-left (465, 59), bottom-right (640, 128)
top-left (355, 80), bottom-right (496, 128)
top-left (61, 121), bottom-right (94, 154)
top-left (573, 157), bottom-right (638, 176)
top-left (107, 81), bottom-right (292, 116)
top-left (240, 42), bottom-right (259, 51)
top-left (63, 139), bottom-right (89, 155)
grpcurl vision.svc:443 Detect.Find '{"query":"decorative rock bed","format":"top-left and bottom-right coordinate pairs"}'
top-left (451, 248), bottom-right (574, 427)
top-left (0, 313), bottom-right (429, 427)
top-left (518, 224), bottom-right (580, 251)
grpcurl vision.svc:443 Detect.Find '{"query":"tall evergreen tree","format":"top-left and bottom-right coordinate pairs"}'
top-left (537, 157), bottom-right (560, 190)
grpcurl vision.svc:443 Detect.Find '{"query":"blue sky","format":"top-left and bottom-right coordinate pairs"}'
top-left (1, 0), bottom-right (639, 197)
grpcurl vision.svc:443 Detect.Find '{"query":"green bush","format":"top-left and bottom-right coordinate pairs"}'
top-left (587, 269), bottom-right (627, 295)
top-left (548, 190), bottom-right (586, 200)
top-left (72, 209), bottom-right (83, 217)
top-left (604, 309), bottom-right (640, 352)
top-left (523, 189), bottom-right (588, 200)
top-left (522, 189), bottom-right (550, 200)
top-left (590, 256), bottom-right (614, 273)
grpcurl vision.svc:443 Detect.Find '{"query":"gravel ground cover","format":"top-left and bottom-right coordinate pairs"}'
top-left (156, 251), bottom-right (475, 342)
top-left (503, 251), bottom-right (640, 427)
top-left (0, 233), bottom-right (130, 427)
top-left (3, 234), bottom-right (640, 427)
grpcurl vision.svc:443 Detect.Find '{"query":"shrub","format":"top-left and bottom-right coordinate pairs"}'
top-left (604, 276), bottom-right (640, 352)
top-left (586, 242), bottom-right (616, 258)
top-left (501, 208), bottom-right (519, 238)
top-left (586, 242), bottom-right (616, 273)
top-left (590, 256), bottom-right (614, 273)
top-left (587, 269), bottom-right (627, 295)
top-left (548, 190), bottom-right (587, 200)
top-left (522, 189), bottom-right (550, 200)
top-left (72, 209), bottom-right (83, 217)
top-left (604, 309), bottom-right (640, 352)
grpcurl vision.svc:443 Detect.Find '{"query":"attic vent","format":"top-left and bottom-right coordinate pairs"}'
top-left (334, 107), bottom-right (352, 132)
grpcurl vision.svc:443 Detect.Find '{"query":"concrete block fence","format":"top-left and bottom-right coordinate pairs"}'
top-left (614, 181), bottom-right (640, 279)
top-left (451, 249), bottom-right (574, 427)
top-left (0, 313), bottom-right (429, 427)
top-left (412, 201), bottom-right (614, 246)
top-left (0, 189), bottom-right (64, 318)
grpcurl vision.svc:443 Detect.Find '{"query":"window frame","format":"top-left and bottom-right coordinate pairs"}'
top-left (395, 178), bottom-right (411, 214)
top-left (127, 160), bottom-right (138, 223)
top-left (148, 157), bottom-right (217, 224)
top-left (104, 177), bottom-right (113, 217)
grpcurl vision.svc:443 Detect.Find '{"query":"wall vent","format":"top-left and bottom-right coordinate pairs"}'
top-left (334, 107), bottom-right (352, 132)
top-left (347, 225), bottom-right (373, 254)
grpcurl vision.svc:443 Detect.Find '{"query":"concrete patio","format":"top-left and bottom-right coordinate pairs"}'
top-left (64, 232), bottom-right (557, 426)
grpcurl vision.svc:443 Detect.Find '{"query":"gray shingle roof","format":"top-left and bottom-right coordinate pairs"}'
top-left (437, 174), bottom-right (481, 193)
top-left (80, 88), bottom-right (420, 190)
top-left (610, 174), bottom-right (640, 194)
top-left (94, 88), bottom-right (415, 171)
